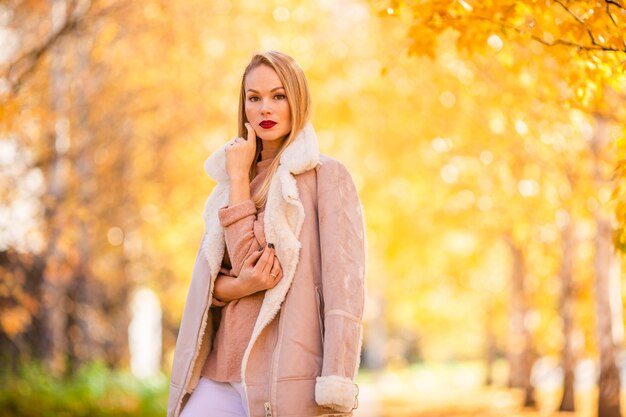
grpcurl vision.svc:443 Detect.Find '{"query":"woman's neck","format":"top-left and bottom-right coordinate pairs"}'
top-left (259, 137), bottom-right (285, 162)
top-left (260, 138), bottom-right (285, 151)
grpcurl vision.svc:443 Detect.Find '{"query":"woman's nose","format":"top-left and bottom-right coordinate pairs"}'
top-left (260, 99), bottom-right (272, 114)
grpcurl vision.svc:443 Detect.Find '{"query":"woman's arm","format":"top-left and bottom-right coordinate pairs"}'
top-left (212, 245), bottom-right (283, 303)
top-left (218, 200), bottom-right (268, 276)
top-left (314, 159), bottom-right (366, 413)
top-left (221, 123), bottom-right (271, 275)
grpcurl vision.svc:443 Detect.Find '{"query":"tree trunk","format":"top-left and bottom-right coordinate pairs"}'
top-left (102, 120), bottom-right (134, 368)
top-left (595, 216), bottom-right (621, 417)
top-left (484, 304), bottom-right (496, 386)
top-left (558, 214), bottom-right (576, 412)
top-left (0, 250), bottom-right (44, 367)
top-left (591, 114), bottom-right (621, 417)
top-left (505, 237), bottom-right (536, 408)
top-left (66, 31), bottom-right (99, 374)
top-left (40, 0), bottom-right (71, 376)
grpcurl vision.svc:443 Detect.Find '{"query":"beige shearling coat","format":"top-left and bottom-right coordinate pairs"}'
top-left (167, 122), bottom-right (367, 417)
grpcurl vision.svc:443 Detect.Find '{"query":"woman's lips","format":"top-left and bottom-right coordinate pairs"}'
top-left (259, 120), bottom-right (277, 129)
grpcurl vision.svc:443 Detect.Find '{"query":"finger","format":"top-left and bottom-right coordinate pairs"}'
top-left (261, 248), bottom-right (275, 274)
top-left (273, 258), bottom-right (283, 273)
top-left (270, 260), bottom-right (281, 280)
top-left (270, 258), bottom-right (282, 274)
top-left (254, 246), bottom-right (272, 271)
top-left (244, 248), bottom-right (264, 266)
top-left (269, 269), bottom-right (282, 289)
top-left (245, 123), bottom-right (257, 145)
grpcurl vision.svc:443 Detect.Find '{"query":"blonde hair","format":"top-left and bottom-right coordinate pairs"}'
top-left (237, 51), bottom-right (312, 209)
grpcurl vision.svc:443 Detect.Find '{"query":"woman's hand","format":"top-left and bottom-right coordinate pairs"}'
top-left (239, 244), bottom-right (283, 293)
top-left (212, 245), bottom-right (283, 303)
top-left (226, 123), bottom-right (257, 182)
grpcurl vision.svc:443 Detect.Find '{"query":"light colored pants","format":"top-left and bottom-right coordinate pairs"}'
top-left (180, 377), bottom-right (248, 417)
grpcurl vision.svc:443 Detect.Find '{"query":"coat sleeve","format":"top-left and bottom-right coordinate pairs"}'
top-left (314, 159), bottom-right (366, 413)
top-left (217, 200), bottom-right (267, 276)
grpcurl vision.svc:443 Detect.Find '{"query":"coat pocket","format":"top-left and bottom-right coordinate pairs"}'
top-left (315, 286), bottom-right (325, 345)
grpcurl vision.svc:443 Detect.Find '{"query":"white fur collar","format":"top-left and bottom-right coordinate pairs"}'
top-left (203, 121), bottom-right (320, 183)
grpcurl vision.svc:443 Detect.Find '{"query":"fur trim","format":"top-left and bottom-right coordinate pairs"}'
top-left (200, 123), bottom-right (320, 392)
top-left (203, 122), bottom-right (319, 183)
top-left (277, 122), bottom-right (320, 175)
top-left (315, 375), bottom-right (358, 413)
top-left (203, 141), bottom-right (232, 183)
top-left (200, 184), bottom-right (228, 276)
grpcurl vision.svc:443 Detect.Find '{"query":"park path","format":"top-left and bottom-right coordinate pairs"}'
top-left (352, 381), bottom-right (590, 417)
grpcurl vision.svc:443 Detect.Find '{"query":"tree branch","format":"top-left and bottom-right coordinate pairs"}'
top-left (7, 25), bottom-right (77, 95)
top-left (5, 2), bottom-right (91, 96)
top-left (3, 0), bottom-right (133, 97)
top-left (553, 0), bottom-right (586, 25)
top-left (605, 2), bottom-right (619, 27)
top-left (604, 0), bottom-right (625, 11)
top-left (552, 0), bottom-right (611, 51)
top-left (464, 14), bottom-right (626, 53)
top-left (603, 0), bottom-right (626, 49)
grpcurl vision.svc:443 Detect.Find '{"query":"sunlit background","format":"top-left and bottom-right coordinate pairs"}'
top-left (1, 0), bottom-right (626, 416)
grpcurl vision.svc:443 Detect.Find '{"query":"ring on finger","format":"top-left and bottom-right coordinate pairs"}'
top-left (270, 273), bottom-right (277, 278)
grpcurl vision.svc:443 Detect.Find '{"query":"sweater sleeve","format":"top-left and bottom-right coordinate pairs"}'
top-left (218, 200), bottom-right (267, 276)
top-left (314, 159), bottom-right (366, 413)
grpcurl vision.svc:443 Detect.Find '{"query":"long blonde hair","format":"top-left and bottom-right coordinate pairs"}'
top-left (237, 51), bottom-right (312, 209)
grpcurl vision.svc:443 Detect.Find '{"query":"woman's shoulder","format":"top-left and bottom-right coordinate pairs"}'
top-left (313, 154), bottom-right (360, 199)
top-left (316, 154), bottom-right (354, 181)
top-left (293, 154), bottom-right (354, 191)
top-left (293, 154), bottom-right (362, 208)
top-left (293, 154), bottom-right (358, 193)
top-left (317, 153), bottom-right (342, 165)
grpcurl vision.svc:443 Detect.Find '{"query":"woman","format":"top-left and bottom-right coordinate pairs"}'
top-left (168, 50), bottom-right (366, 417)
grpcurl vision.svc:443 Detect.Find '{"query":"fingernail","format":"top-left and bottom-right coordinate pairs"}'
top-left (268, 243), bottom-right (275, 249)
top-left (258, 246), bottom-right (264, 252)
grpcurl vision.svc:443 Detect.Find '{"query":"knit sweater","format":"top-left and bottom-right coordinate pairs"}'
top-left (201, 141), bottom-right (281, 382)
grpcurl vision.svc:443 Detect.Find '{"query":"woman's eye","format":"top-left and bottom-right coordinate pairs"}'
top-left (275, 94), bottom-right (286, 100)
top-left (248, 96), bottom-right (259, 102)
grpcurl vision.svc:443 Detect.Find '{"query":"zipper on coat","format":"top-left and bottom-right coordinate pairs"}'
top-left (266, 302), bottom-right (286, 416)
top-left (266, 335), bottom-right (279, 415)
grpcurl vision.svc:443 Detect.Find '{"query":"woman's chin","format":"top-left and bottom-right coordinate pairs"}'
top-left (258, 133), bottom-right (289, 142)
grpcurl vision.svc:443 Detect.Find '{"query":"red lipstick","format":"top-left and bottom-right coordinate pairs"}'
top-left (259, 120), bottom-right (277, 129)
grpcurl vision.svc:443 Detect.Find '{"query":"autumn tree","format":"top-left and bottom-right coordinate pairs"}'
top-left (381, 0), bottom-right (625, 414)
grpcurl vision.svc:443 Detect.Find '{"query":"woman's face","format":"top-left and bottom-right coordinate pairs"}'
top-left (244, 65), bottom-right (292, 143)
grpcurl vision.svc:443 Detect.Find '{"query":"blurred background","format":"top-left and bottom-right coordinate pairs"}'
top-left (1, 0), bottom-right (626, 416)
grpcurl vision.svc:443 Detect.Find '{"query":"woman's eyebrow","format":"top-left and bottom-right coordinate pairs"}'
top-left (246, 86), bottom-right (285, 93)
